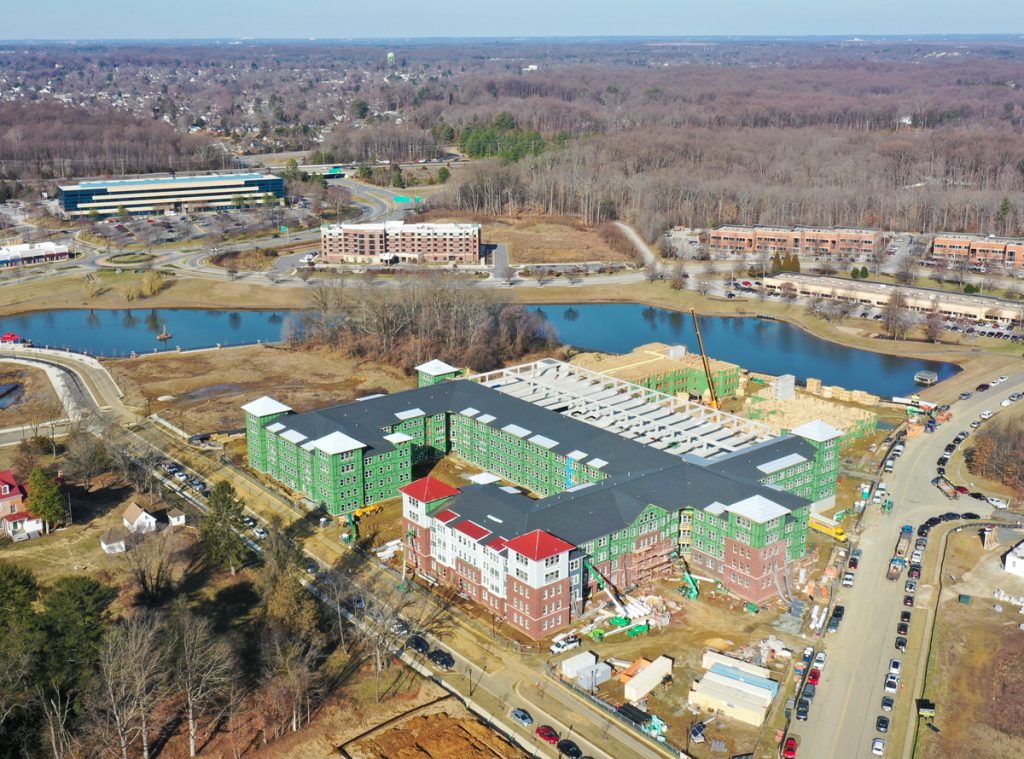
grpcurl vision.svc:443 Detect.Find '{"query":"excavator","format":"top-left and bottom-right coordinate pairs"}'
top-left (689, 308), bottom-right (720, 410)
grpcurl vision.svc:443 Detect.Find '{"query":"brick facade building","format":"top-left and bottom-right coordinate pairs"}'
top-left (320, 221), bottom-right (481, 264)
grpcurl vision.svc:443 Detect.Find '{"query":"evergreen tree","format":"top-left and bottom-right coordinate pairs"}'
top-left (201, 481), bottom-right (248, 575)
top-left (860, 266), bottom-right (869, 279)
top-left (770, 252), bottom-right (784, 274)
top-left (27, 467), bottom-right (64, 532)
top-left (851, 267), bottom-right (861, 280)
top-left (437, 166), bottom-right (450, 184)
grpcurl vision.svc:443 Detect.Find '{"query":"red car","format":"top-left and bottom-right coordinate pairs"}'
top-left (954, 485), bottom-right (970, 495)
top-left (535, 725), bottom-right (559, 744)
top-left (784, 736), bottom-right (799, 758)
top-left (807, 668), bottom-right (821, 685)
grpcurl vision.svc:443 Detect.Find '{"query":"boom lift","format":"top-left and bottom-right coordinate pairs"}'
top-left (690, 308), bottom-right (720, 410)
top-left (584, 560), bottom-right (629, 618)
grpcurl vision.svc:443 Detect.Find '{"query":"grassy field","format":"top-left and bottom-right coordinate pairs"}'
top-left (916, 531), bottom-right (1024, 759)
top-left (0, 269), bottom-right (305, 317)
top-left (0, 361), bottom-right (62, 428)
top-left (208, 248), bottom-right (279, 272)
top-left (107, 344), bottom-right (416, 434)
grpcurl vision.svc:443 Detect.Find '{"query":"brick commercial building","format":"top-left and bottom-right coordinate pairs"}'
top-left (931, 234), bottom-right (1024, 268)
top-left (708, 225), bottom-right (882, 258)
top-left (245, 359), bottom-right (840, 638)
top-left (320, 221), bottom-right (481, 264)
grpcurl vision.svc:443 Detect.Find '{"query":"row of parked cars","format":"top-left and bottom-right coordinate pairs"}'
top-left (159, 460), bottom-right (209, 497)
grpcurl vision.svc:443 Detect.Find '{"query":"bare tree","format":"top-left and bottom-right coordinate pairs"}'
top-left (320, 569), bottom-right (351, 652)
top-left (122, 529), bottom-right (182, 604)
top-left (169, 600), bottom-right (235, 758)
top-left (62, 432), bottom-right (112, 490)
top-left (925, 308), bottom-right (946, 343)
top-left (89, 627), bottom-right (142, 759)
top-left (38, 684), bottom-right (76, 759)
top-left (643, 261), bottom-right (661, 282)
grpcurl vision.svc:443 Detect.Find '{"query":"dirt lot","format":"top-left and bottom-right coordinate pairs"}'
top-left (0, 361), bottom-right (61, 427)
top-left (344, 699), bottom-right (526, 759)
top-left (568, 578), bottom-right (796, 754)
top-left (107, 344), bottom-right (415, 433)
top-left (414, 210), bottom-right (632, 264)
top-left (917, 531), bottom-right (1024, 758)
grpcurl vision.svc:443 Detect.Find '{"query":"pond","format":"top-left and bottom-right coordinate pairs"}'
top-left (531, 303), bottom-right (959, 396)
top-left (0, 304), bottom-right (960, 396)
top-left (0, 308), bottom-right (301, 358)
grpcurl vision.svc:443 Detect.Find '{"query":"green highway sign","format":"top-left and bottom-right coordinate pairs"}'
top-left (280, 225), bottom-right (288, 232)
top-left (393, 195), bottom-right (411, 203)
top-left (414, 196), bottom-right (423, 203)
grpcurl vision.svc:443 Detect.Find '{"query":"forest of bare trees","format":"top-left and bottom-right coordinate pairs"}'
top-left (296, 275), bottom-right (556, 371)
top-left (4, 39), bottom-right (1024, 232)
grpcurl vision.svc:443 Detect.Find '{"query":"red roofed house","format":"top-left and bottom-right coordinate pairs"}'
top-left (401, 477), bottom-right (576, 640)
top-left (0, 470), bottom-right (42, 541)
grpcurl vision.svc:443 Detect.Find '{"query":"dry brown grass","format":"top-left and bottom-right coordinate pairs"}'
top-left (209, 248), bottom-right (279, 272)
top-left (414, 210), bottom-right (632, 264)
top-left (917, 533), bottom-right (1024, 759)
top-left (0, 361), bottom-right (62, 427)
top-left (107, 344), bottom-right (416, 434)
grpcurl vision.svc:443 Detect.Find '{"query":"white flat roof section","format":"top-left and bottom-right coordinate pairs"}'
top-left (460, 407), bottom-right (481, 418)
top-left (312, 431), bottom-right (367, 455)
top-left (266, 422), bottom-right (286, 433)
top-left (727, 495), bottom-right (790, 523)
top-left (394, 408), bottom-right (426, 421)
top-left (756, 453), bottom-right (808, 474)
top-left (416, 359), bottom-right (459, 376)
top-left (469, 472), bottom-right (503, 485)
top-left (242, 396), bottom-right (293, 417)
top-left (587, 458), bottom-right (609, 469)
top-left (791, 419), bottom-right (843, 443)
top-left (567, 450), bottom-right (589, 461)
top-left (528, 434), bottom-right (559, 449)
top-left (477, 414), bottom-right (497, 424)
top-left (383, 432), bottom-right (413, 445)
top-left (280, 429), bottom-right (308, 444)
top-left (503, 424), bottom-right (532, 439)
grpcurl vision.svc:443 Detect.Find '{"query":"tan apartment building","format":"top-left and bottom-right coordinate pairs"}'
top-left (931, 234), bottom-right (1024, 268)
top-left (763, 272), bottom-right (1024, 324)
top-left (708, 225), bottom-right (881, 257)
top-left (320, 221), bottom-right (481, 264)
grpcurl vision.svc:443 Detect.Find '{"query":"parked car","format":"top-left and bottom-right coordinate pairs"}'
top-left (407, 634), bottom-right (430, 654)
top-left (802, 683), bottom-right (817, 701)
top-left (253, 527), bottom-right (268, 540)
top-left (174, 471), bottom-right (189, 482)
top-left (969, 492), bottom-right (988, 501)
top-left (842, 572), bottom-right (855, 587)
top-left (872, 737), bottom-right (887, 755)
top-left (900, 611), bottom-right (912, 623)
top-left (954, 485), bottom-right (969, 495)
top-left (242, 516), bottom-right (256, 529)
top-left (848, 556), bottom-right (860, 570)
top-left (535, 725), bottom-right (559, 744)
top-left (303, 558), bottom-right (319, 575)
top-left (557, 739), bottom-right (582, 758)
top-left (976, 383), bottom-right (991, 391)
top-left (510, 708), bottom-right (533, 726)
top-left (897, 622), bottom-right (909, 636)
top-left (813, 651), bottom-right (827, 669)
top-left (796, 698), bottom-right (810, 721)
top-left (884, 674), bottom-right (900, 693)
top-left (889, 658), bottom-right (902, 676)
top-left (783, 736), bottom-right (799, 758)
top-left (895, 636), bottom-right (907, 652)
top-left (961, 511), bottom-right (981, 520)
top-left (910, 549), bottom-right (923, 563)
top-left (988, 496), bottom-right (1009, 509)
top-left (908, 564), bottom-right (921, 579)
top-left (807, 668), bottom-right (821, 685)
top-left (876, 715), bottom-right (890, 733)
top-left (881, 695), bottom-right (894, 712)
top-left (905, 579), bottom-right (918, 594)
top-left (980, 410), bottom-right (994, 420)
top-left (903, 595), bottom-right (915, 607)
top-left (959, 391), bottom-right (973, 400)
top-left (428, 650), bottom-right (455, 670)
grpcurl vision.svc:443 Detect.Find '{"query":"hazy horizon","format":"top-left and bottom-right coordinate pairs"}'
top-left (4, 1), bottom-right (1024, 41)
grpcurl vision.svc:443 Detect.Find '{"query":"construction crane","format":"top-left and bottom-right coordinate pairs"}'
top-left (584, 560), bottom-right (629, 618)
top-left (690, 308), bottom-right (720, 410)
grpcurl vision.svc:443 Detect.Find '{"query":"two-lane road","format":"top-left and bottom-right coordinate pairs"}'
top-left (796, 374), bottom-right (1024, 759)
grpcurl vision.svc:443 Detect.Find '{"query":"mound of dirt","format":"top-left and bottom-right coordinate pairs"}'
top-left (347, 710), bottom-right (524, 759)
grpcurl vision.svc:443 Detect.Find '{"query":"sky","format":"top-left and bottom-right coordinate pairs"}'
top-left (3, 1), bottom-right (1024, 40)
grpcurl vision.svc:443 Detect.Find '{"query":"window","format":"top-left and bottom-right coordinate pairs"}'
top-left (515, 568), bottom-right (527, 581)
top-left (544, 555), bottom-right (559, 568)
top-left (544, 570), bottom-right (559, 584)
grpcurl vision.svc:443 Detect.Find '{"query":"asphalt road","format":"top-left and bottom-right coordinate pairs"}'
top-left (796, 373), bottom-right (1024, 759)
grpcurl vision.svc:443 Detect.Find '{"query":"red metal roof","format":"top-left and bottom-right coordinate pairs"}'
top-left (0, 469), bottom-right (19, 490)
top-left (452, 519), bottom-right (491, 542)
top-left (486, 536), bottom-right (510, 553)
top-left (1, 511), bottom-right (33, 523)
top-left (432, 508), bottom-right (460, 524)
top-left (503, 529), bottom-right (575, 561)
top-left (399, 476), bottom-right (461, 503)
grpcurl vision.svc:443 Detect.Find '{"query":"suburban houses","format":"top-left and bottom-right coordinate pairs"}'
top-left (0, 469), bottom-right (42, 541)
top-left (243, 358), bottom-right (841, 639)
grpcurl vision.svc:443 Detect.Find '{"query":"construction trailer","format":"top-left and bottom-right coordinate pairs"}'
top-left (577, 662), bottom-right (613, 691)
top-left (624, 656), bottom-right (674, 702)
top-left (561, 651), bottom-right (598, 679)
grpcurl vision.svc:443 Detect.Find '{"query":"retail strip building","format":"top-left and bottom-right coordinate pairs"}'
top-left (244, 359), bottom-right (840, 639)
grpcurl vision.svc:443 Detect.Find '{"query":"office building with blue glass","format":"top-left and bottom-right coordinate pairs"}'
top-left (58, 173), bottom-right (285, 219)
